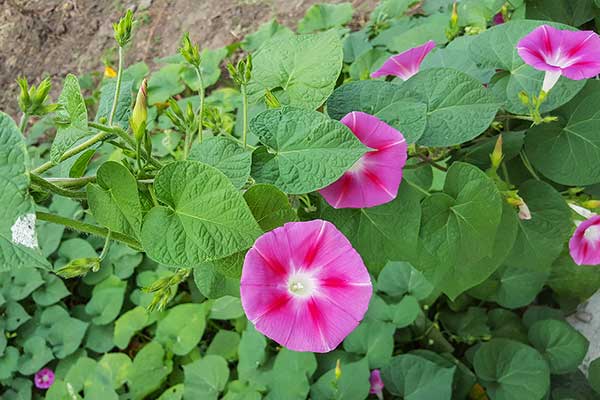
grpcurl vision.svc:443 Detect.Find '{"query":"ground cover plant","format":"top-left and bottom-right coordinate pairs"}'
top-left (2, 0), bottom-right (600, 398)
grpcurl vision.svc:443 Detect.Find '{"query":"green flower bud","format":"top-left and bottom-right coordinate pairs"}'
top-left (113, 9), bottom-right (134, 47)
top-left (56, 257), bottom-right (101, 279)
top-left (518, 90), bottom-right (530, 105)
top-left (264, 89), bottom-right (281, 109)
top-left (17, 77), bottom-right (31, 113)
top-left (17, 77), bottom-right (56, 116)
top-left (180, 32), bottom-right (201, 68)
top-left (130, 78), bottom-right (148, 143)
top-left (489, 134), bottom-right (503, 169)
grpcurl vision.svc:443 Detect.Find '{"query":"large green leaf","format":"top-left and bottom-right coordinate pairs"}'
top-left (504, 180), bottom-right (572, 270)
top-left (469, 264), bottom-right (549, 309)
top-left (193, 264), bottom-right (240, 299)
top-left (469, 20), bottom-right (585, 114)
top-left (526, 0), bottom-right (596, 26)
top-left (243, 184), bottom-right (297, 231)
top-left (343, 320), bottom-right (395, 368)
top-left (437, 202), bottom-right (518, 300)
top-left (525, 81), bottom-right (600, 186)
top-left (128, 342), bottom-right (173, 400)
top-left (39, 305), bottom-right (88, 359)
top-left (400, 68), bottom-right (502, 146)
top-left (87, 161), bottom-right (143, 238)
top-left (589, 358), bottom-right (600, 394)
top-left (184, 355), bottom-right (230, 400)
top-left (84, 275), bottom-right (126, 325)
top-left (382, 354), bottom-right (455, 400)
top-left (420, 34), bottom-right (495, 83)
top-left (297, 2), bottom-right (353, 33)
top-left (18, 336), bottom-right (54, 375)
top-left (376, 261), bottom-right (433, 301)
top-left (326, 80), bottom-right (428, 143)
top-left (261, 349), bottom-right (317, 400)
top-left (321, 181), bottom-right (423, 270)
top-left (0, 112), bottom-right (49, 271)
top-left (141, 161), bottom-right (262, 267)
top-left (247, 31), bottom-right (343, 110)
top-left (548, 252), bottom-right (600, 302)
top-left (475, 339), bottom-right (550, 400)
top-left (250, 107), bottom-right (367, 194)
top-left (148, 64), bottom-right (185, 105)
top-left (51, 74), bottom-right (89, 162)
top-left (528, 319), bottom-right (589, 374)
top-left (114, 306), bottom-right (150, 350)
top-left (372, 13), bottom-right (449, 53)
top-left (416, 162), bottom-right (503, 292)
top-left (95, 76), bottom-right (133, 129)
top-left (189, 136), bottom-right (252, 189)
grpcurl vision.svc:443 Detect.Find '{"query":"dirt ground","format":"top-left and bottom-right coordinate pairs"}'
top-left (0, 0), bottom-right (377, 119)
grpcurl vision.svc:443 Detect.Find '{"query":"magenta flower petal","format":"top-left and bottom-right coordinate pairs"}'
top-left (241, 220), bottom-right (372, 353)
top-left (319, 112), bottom-right (407, 209)
top-left (371, 40), bottom-right (436, 80)
top-left (517, 25), bottom-right (600, 91)
top-left (493, 12), bottom-right (505, 25)
top-left (369, 369), bottom-right (384, 399)
top-left (569, 215), bottom-right (600, 266)
top-left (34, 368), bottom-right (55, 389)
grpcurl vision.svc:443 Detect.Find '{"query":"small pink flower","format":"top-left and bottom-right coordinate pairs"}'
top-left (369, 369), bottom-right (384, 399)
top-left (517, 25), bottom-right (600, 92)
top-left (240, 220), bottom-right (372, 353)
top-left (370, 40), bottom-right (436, 80)
top-left (493, 12), bottom-right (505, 25)
top-left (319, 112), bottom-right (407, 209)
top-left (34, 368), bottom-right (55, 389)
top-left (569, 215), bottom-right (600, 266)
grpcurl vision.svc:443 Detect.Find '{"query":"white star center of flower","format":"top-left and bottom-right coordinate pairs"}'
top-left (584, 225), bottom-right (600, 244)
top-left (287, 272), bottom-right (317, 298)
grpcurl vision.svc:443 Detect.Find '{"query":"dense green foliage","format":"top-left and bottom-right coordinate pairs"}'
top-left (2, 0), bottom-right (600, 399)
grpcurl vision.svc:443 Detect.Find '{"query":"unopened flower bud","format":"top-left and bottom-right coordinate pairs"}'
top-left (538, 90), bottom-right (548, 103)
top-left (113, 9), bottom-right (134, 47)
top-left (130, 79), bottom-right (148, 143)
top-left (582, 200), bottom-right (600, 209)
top-left (335, 359), bottom-right (342, 380)
top-left (490, 134), bottom-right (503, 169)
top-left (518, 91), bottom-right (530, 106)
top-left (264, 89), bottom-right (281, 109)
top-left (518, 202), bottom-right (532, 220)
top-left (17, 77), bottom-right (56, 116)
top-left (450, 1), bottom-right (459, 26)
top-left (56, 257), bottom-right (101, 279)
top-left (180, 32), bottom-right (201, 68)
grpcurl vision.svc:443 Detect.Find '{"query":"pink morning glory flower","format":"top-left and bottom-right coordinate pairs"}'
top-left (34, 368), bottom-right (55, 389)
top-left (569, 215), bottom-right (600, 266)
top-left (240, 220), bottom-right (372, 353)
top-left (517, 25), bottom-right (600, 92)
top-left (319, 112), bottom-right (407, 209)
top-left (370, 40), bottom-right (436, 80)
top-left (369, 369), bottom-right (384, 399)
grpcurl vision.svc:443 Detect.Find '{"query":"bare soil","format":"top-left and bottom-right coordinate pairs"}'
top-left (0, 0), bottom-right (377, 119)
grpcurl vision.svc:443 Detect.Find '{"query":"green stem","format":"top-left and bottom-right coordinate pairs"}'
top-left (31, 131), bottom-right (111, 175)
top-left (241, 84), bottom-right (248, 149)
top-left (195, 67), bottom-right (205, 144)
top-left (45, 176), bottom-right (97, 188)
top-left (89, 121), bottom-right (162, 169)
top-left (36, 211), bottom-right (142, 250)
top-left (108, 46), bottom-right (124, 126)
top-left (30, 174), bottom-right (88, 199)
top-left (520, 151), bottom-right (541, 181)
top-left (183, 129), bottom-right (191, 160)
top-left (19, 113), bottom-right (29, 133)
top-left (98, 231), bottom-right (112, 261)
